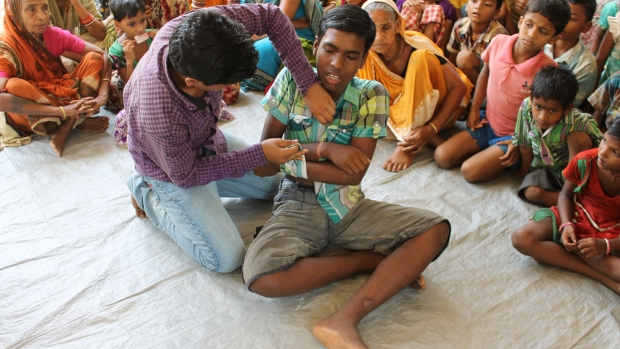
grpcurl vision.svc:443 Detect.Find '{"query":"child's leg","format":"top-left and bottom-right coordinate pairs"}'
top-left (575, 250), bottom-right (620, 284)
top-left (511, 219), bottom-right (620, 294)
top-left (456, 51), bottom-right (482, 86)
top-left (460, 145), bottom-right (506, 182)
top-left (522, 186), bottom-right (560, 207)
top-left (434, 130), bottom-right (481, 168)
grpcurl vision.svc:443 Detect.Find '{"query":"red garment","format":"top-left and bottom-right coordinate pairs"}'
top-left (550, 148), bottom-right (620, 240)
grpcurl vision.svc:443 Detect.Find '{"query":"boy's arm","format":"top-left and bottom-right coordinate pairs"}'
top-left (467, 62), bottom-right (489, 130)
top-left (260, 114), bottom-right (374, 184)
top-left (595, 31), bottom-right (614, 87)
top-left (515, 146), bottom-right (533, 177)
top-left (558, 180), bottom-right (578, 249)
top-left (212, 4), bottom-right (336, 124)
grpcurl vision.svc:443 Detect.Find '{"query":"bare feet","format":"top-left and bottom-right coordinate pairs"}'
top-left (75, 117), bottom-right (110, 133)
top-left (410, 275), bottom-right (426, 290)
top-left (131, 195), bottom-right (147, 218)
top-left (382, 145), bottom-right (414, 172)
top-left (313, 316), bottom-right (368, 349)
top-left (49, 118), bottom-right (76, 156)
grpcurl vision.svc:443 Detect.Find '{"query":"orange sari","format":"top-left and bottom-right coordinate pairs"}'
top-left (0, 0), bottom-right (102, 139)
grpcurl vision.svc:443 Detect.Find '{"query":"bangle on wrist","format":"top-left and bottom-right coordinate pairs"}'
top-left (79, 14), bottom-right (94, 25)
top-left (59, 106), bottom-right (67, 120)
top-left (605, 238), bottom-right (611, 255)
top-left (559, 221), bottom-right (575, 233)
top-left (316, 141), bottom-right (324, 158)
top-left (427, 121), bottom-right (438, 135)
top-left (101, 78), bottom-right (111, 82)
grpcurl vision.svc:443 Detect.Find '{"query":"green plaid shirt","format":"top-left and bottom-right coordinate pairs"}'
top-left (262, 68), bottom-right (388, 223)
top-left (587, 72), bottom-right (620, 129)
top-left (512, 97), bottom-right (603, 179)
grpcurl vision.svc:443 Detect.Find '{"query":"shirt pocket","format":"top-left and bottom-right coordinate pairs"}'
top-left (326, 124), bottom-right (355, 145)
top-left (287, 114), bottom-right (314, 142)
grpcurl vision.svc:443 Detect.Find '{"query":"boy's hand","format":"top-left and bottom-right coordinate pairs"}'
top-left (122, 40), bottom-right (136, 63)
top-left (304, 83), bottom-right (335, 125)
top-left (577, 237), bottom-right (607, 258)
top-left (261, 138), bottom-right (308, 164)
top-left (323, 143), bottom-right (370, 175)
top-left (466, 108), bottom-right (487, 131)
top-left (561, 226), bottom-right (578, 251)
top-left (497, 141), bottom-right (519, 167)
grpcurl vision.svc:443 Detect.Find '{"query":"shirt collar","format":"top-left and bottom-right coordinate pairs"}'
top-left (333, 78), bottom-right (360, 109)
top-left (497, 34), bottom-right (550, 76)
top-left (544, 41), bottom-right (583, 64)
top-left (462, 18), bottom-right (493, 45)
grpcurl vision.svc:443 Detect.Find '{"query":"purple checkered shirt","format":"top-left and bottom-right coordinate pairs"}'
top-left (125, 4), bottom-right (319, 188)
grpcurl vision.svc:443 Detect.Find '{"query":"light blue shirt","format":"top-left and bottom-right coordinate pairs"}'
top-left (545, 40), bottom-right (597, 107)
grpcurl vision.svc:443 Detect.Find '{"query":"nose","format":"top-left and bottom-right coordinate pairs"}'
top-left (331, 53), bottom-right (344, 70)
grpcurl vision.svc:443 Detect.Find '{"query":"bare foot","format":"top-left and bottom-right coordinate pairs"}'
top-left (131, 195), bottom-right (147, 218)
top-left (313, 316), bottom-right (368, 349)
top-left (410, 275), bottom-right (426, 290)
top-left (75, 117), bottom-right (110, 133)
top-left (49, 118), bottom-right (76, 156)
top-left (382, 145), bottom-right (414, 172)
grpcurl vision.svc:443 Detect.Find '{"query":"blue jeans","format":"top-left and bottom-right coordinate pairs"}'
top-left (128, 132), bottom-right (282, 273)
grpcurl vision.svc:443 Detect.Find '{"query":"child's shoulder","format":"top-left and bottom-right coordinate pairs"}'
top-left (350, 76), bottom-right (389, 101)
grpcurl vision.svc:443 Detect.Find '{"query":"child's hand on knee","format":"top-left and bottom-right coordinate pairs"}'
top-left (498, 141), bottom-right (519, 167)
top-left (466, 109), bottom-right (485, 131)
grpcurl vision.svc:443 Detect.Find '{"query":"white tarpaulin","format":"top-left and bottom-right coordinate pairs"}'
top-left (1, 91), bottom-right (619, 348)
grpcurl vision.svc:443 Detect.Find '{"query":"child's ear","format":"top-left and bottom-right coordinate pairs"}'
top-left (313, 37), bottom-right (319, 56)
top-left (113, 20), bottom-right (121, 32)
top-left (517, 15), bottom-right (523, 28)
top-left (547, 33), bottom-right (561, 46)
top-left (359, 53), bottom-right (368, 68)
top-left (184, 77), bottom-right (197, 87)
top-left (563, 103), bottom-right (574, 115)
top-left (582, 21), bottom-right (593, 34)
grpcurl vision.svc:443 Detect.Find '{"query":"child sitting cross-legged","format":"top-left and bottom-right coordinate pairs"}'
top-left (245, 5), bottom-right (451, 348)
top-left (400, 0), bottom-right (446, 45)
top-left (446, 0), bottom-right (508, 85)
top-left (434, 0), bottom-right (571, 183)
top-left (512, 65), bottom-right (603, 207)
top-left (511, 116), bottom-right (620, 295)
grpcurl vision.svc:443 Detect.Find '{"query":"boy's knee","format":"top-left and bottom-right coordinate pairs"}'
top-left (434, 144), bottom-right (455, 169)
top-left (460, 160), bottom-right (479, 183)
top-left (523, 186), bottom-right (542, 202)
top-left (197, 241), bottom-right (245, 273)
top-left (456, 51), bottom-right (479, 70)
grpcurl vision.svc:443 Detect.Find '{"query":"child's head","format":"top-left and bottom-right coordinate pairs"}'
top-left (314, 5), bottom-right (375, 99)
top-left (529, 65), bottom-right (578, 131)
top-left (560, 0), bottom-right (596, 42)
top-left (518, 0), bottom-right (571, 49)
top-left (466, 0), bottom-right (503, 25)
top-left (598, 117), bottom-right (620, 174)
top-left (111, 0), bottom-right (147, 39)
top-left (168, 10), bottom-right (258, 89)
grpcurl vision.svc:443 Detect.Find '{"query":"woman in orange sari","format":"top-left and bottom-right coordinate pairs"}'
top-left (359, 0), bottom-right (472, 172)
top-left (0, 0), bottom-right (111, 155)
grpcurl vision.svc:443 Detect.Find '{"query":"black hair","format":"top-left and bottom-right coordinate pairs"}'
top-left (530, 65), bottom-right (578, 110)
top-left (110, 0), bottom-right (146, 21)
top-left (491, 0), bottom-right (504, 11)
top-left (567, 0), bottom-right (597, 23)
top-left (317, 5), bottom-right (376, 54)
top-left (524, 0), bottom-right (571, 35)
top-left (168, 10), bottom-right (258, 86)
top-left (608, 116), bottom-right (620, 140)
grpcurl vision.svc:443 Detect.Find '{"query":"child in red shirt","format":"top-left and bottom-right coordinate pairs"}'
top-left (511, 116), bottom-right (620, 295)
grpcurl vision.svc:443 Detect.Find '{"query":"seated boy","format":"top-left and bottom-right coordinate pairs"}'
top-left (126, 4), bottom-right (337, 273)
top-left (243, 6), bottom-right (451, 348)
top-left (588, 71), bottom-right (620, 130)
top-left (434, 0), bottom-right (571, 183)
top-left (401, 0), bottom-right (446, 45)
top-left (513, 65), bottom-right (602, 207)
top-left (544, 0), bottom-right (597, 108)
top-left (446, 0), bottom-right (508, 85)
top-left (107, 0), bottom-right (155, 110)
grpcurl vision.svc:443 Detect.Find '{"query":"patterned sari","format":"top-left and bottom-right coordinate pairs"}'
top-left (0, 0), bottom-right (102, 145)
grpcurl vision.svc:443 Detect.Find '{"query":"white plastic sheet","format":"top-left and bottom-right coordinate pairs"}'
top-left (1, 91), bottom-right (619, 348)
